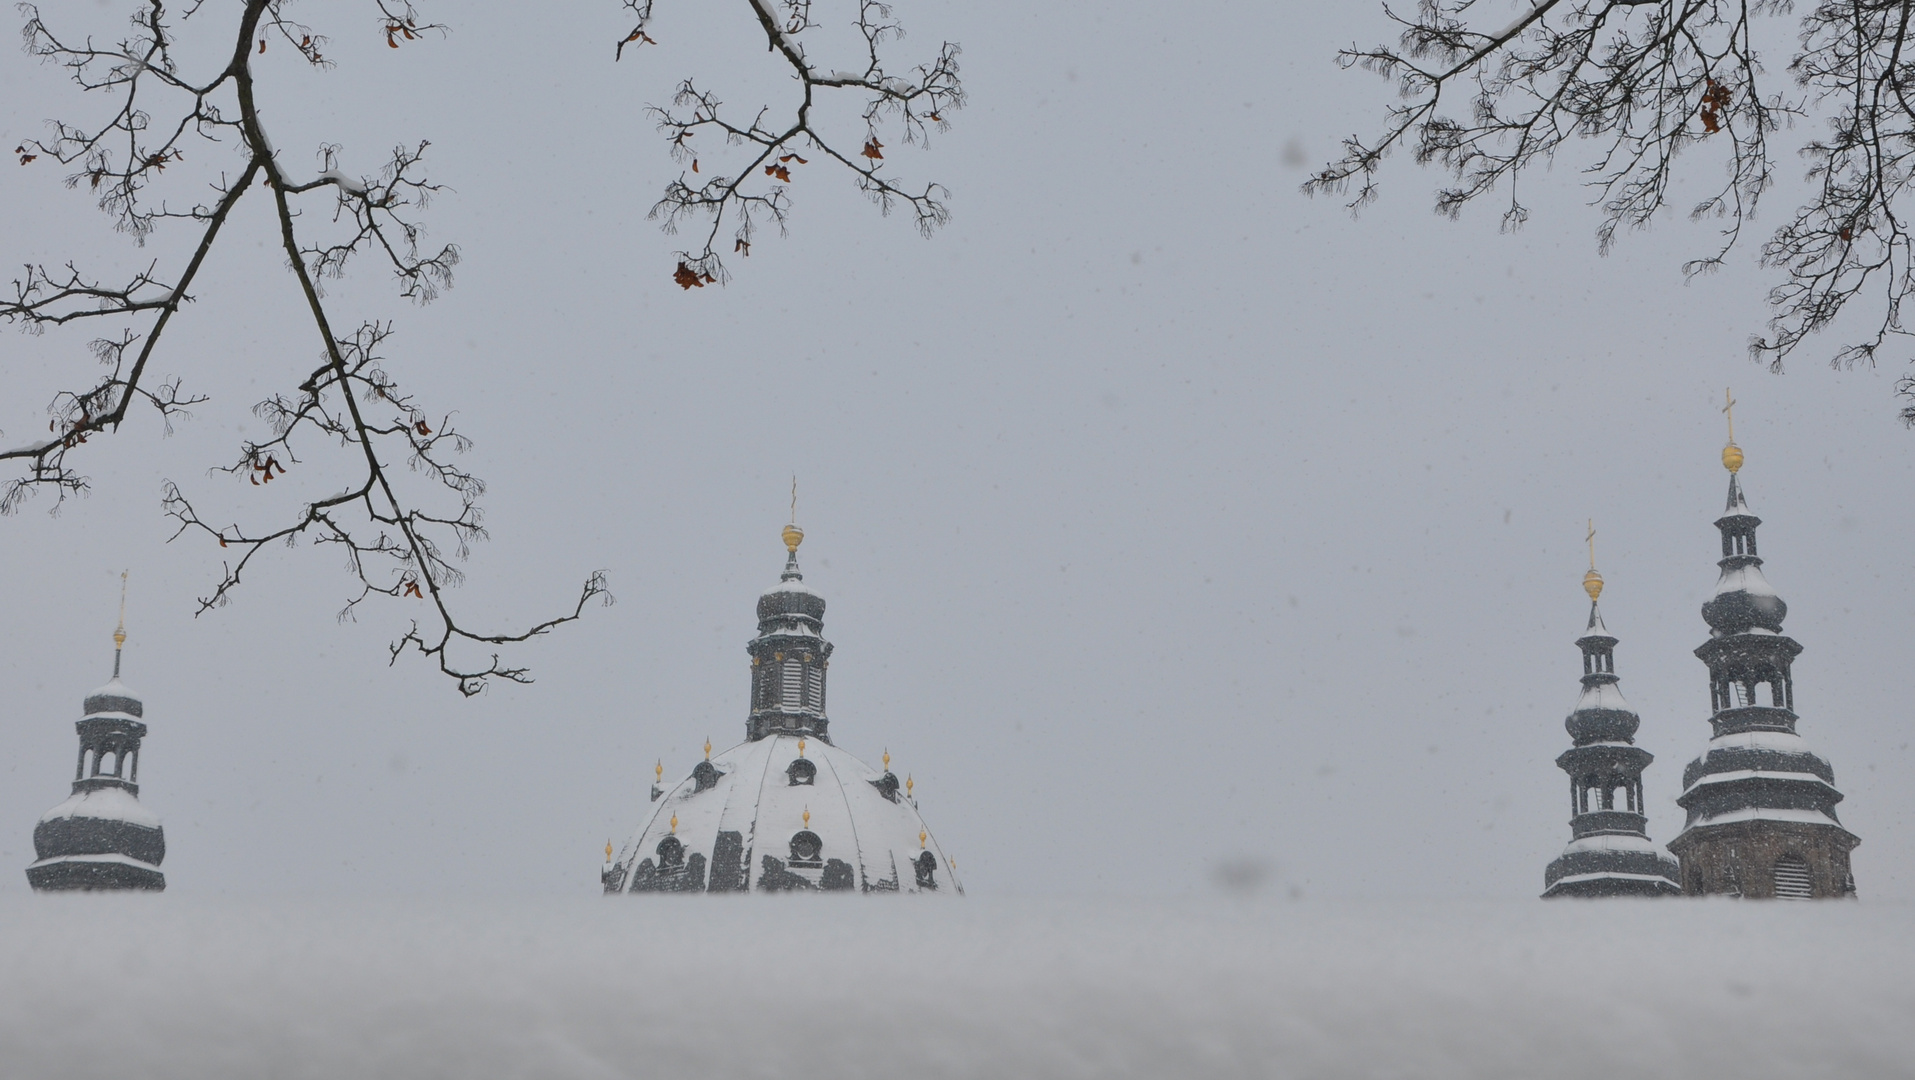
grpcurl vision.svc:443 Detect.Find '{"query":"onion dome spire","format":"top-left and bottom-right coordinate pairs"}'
top-left (1668, 426), bottom-right (1859, 898)
top-left (25, 582), bottom-right (166, 892)
top-left (1543, 533), bottom-right (1680, 898)
top-left (747, 512), bottom-right (833, 742)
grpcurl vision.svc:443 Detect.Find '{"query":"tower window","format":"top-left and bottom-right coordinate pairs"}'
top-left (782, 662), bottom-right (803, 709)
top-left (1773, 855), bottom-right (1812, 899)
top-left (806, 665), bottom-right (824, 710)
top-left (787, 758), bottom-right (817, 786)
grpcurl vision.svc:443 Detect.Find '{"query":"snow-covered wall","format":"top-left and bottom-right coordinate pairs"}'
top-left (2, 897), bottom-right (1906, 1079)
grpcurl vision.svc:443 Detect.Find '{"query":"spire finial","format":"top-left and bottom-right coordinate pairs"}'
top-left (781, 476), bottom-right (805, 553)
top-left (605, 839), bottom-right (613, 862)
top-left (1722, 387), bottom-right (1744, 473)
top-left (704, 737), bottom-right (712, 761)
top-left (919, 828), bottom-right (927, 849)
top-left (883, 748), bottom-right (890, 770)
top-left (669, 813), bottom-right (678, 835)
top-left (655, 759), bottom-right (663, 784)
top-left (1582, 519), bottom-right (1604, 602)
top-left (802, 806), bottom-right (810, 828)
top-left (797, 736), bottom-right (806, 758)
top-left (112, 570), bottom-right (128, 678)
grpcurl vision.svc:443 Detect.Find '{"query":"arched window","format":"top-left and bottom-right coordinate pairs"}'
top-left (1773, 855), bottom-right (1812, 900)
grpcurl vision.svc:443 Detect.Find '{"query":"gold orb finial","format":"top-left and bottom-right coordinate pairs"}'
top-left (669, 813), bottom-right (678, 835)
top-left (783, 523), bottom-right (804, 553)
top-left (882, 749), bottom-right (890, 770)
top-left (803, 807), bottom-right (811, 828)
top-left (797, 736), bottom-right (806, 758)
top-left (1582, 519), bottom-right (1603, 602)
top-left (655, 759), bottom-right (663, 783)
top-left (919, 828), bottom-right (927, 849)
top-left (605, 840), bottom-right (613, 861)
top-left (704, 738), bottom-right (712, 761)
top-left (905, 774), bottom-right (914, 798)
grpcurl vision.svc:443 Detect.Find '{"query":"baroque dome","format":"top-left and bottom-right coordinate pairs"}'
top-left (606, 524), bottom-right (961, 895)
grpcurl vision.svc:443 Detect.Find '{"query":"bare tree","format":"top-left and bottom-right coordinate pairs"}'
top-left (3, 1), bottom-right (609, 694)
top-left (1312, 1), bottom-right (1915, 423)
top-left (617, 0), bottom-right (964, 287)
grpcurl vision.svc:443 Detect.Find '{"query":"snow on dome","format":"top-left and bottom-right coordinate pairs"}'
top-left (83, 677), bottom-right (143, 719)
top-left (39, 786), bottom-right (162, 830)
top-left (611, 734), bottom-right (959, 895)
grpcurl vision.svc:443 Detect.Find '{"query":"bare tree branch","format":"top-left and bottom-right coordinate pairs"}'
top-left (5, 0), bottom-right (607, 693)
top-left (618, 0), bottom-right (963, 286)
top-left (1317, 1), bottom-right (1915, 422)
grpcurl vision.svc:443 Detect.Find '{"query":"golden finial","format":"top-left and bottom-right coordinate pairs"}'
top-left (1582, 519), bottom-right (1604, 602)
top-left (655, 759), bottom-right (663, 784)
top-left (604, 840), bottom-right (613, 861)
top-left (782, 476), bottom-right (805, 552)
top-left (802, 807), bottom-right (811, 828)
top-left (1722, 387), bottom-right (1743, 473)
top-left (797, 736), bottom-right (806, 758)
top-left (113, 570), bottom-right (128, 651)
top-left (905, 774), bottom-right (914, 798)
top-left (704, 738), bottom-right (712, 761)
top-left (919, 828), bottom-right (927, 849)
top-left (669, 813), bottom-right (678, 835)
top-left (882, 749), bottom-right (890, 770)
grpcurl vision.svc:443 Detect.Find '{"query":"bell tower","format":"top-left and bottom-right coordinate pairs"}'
top-left (745, 520), bottom-right (834, 742)
top-left (1542, 528), bottom-right (1681, 897)
top-left (1665, 398), bottom-right (1859, 898)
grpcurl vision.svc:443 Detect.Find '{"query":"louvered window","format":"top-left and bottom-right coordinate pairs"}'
top-left (806, 666), bottom-right (824, 711)
top-left (1773, 855), bottom-right (1813, 900)
top-left (783, 662), bottom-right (803, 709)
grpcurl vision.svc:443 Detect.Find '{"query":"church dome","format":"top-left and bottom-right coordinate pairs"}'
top-left (612, 735), bottom-right (957, 894)
top-left (607, 523), bottom-right (961, 895)
top-left (83, 677), bottom-right (143, 719)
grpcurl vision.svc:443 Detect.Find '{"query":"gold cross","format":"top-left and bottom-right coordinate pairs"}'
top-left (1723, 387), bottom-right (1736, 445)
top-left (1585, 519), bottom-right (1596, 571)
top-left (789, 474), bottom-right (798, 524)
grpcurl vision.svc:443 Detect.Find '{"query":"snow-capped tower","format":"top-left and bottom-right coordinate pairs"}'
top-left (605, 519), bottom-right (961, 894)
top-left (26, 578), bottom-right (166, 892)
top-left (1665, 409), bottom-right (1859, 898)
top-left (1542, 534), bottom-right (1681, 897)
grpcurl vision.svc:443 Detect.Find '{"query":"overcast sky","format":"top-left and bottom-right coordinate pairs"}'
top-left (0, 1), bottom-right (1909, 901)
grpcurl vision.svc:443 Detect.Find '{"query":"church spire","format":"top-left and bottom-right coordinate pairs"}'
top-left (25, 584), bottom-right (166, 891)
top-left (746, 516), bottom-right (833, 742)
top-left (1667, 424), bottom-right (1860, 897)
top-left (1543, 531), bottom-right (1681, 898)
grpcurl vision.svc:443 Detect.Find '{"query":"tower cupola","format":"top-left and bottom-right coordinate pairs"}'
top-left (1543, 528), bottom-right (1680, 898)
top-left (25, 576), bottom-right (166, 892)
top-left (1666, 407), bottom-right (1860, 898)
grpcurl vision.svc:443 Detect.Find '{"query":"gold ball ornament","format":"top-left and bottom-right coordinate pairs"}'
top-left (1723, 443), bottom-right (1744, 473)
top-left (1583, 568), bottom-right (1604, 603)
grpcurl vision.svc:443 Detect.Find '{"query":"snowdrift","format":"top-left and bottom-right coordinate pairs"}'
top-left (0, 896), bottom-right (1907, 1079)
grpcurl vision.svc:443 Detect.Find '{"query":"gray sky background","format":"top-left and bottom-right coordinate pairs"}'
top-left (0, 1), bottom-right (1909, 900)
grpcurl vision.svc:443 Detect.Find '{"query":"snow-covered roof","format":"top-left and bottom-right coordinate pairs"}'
top-left (1570, 680), bottom-right (1632, 716)
top-left (1688, 805), bottom-right (1843, 829)
top-left (39, 785), bottom-right (162, 829)
top-left (614, 734), bottom-right (959, 895)
top-left (1558, 833), bottom-right (1668, 857)
top-left (24, 851), bottom-right (163, 872)
top-left (1680, 769), bottom-right (1839, 794)
top-left (1708, 729), bottom-right (1815, 754)
top-left (83, 676), bottom-right (143, 718)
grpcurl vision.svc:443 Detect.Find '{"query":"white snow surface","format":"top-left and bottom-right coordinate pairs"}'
top-left (38, 785), bottom-right (161, 828)
top-left (0, 897), bottom-right (1907, 1079)
top-left (616, 734), bottom-right (958, 893)
top-left (1712, 562), bottom-right (1780, 599)
top-left (85, 676), bottom-right (141, 705)
top-left (1570, 680), bottom-right (1632, 715)
top-left (1708, 730), bottom-right (1821, 755)
top-left (1558, 833), bottom-right (1667, 856)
